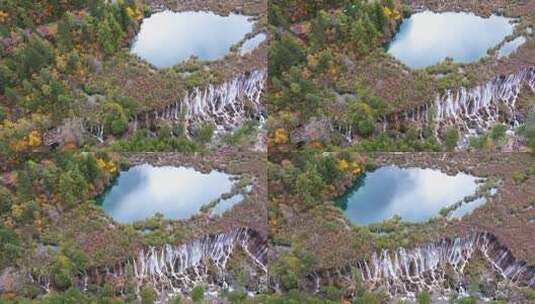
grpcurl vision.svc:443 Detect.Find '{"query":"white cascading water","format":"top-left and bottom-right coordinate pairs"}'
top-left (377, 66), bottom-right (535, 146)
top-left (86, 124), bottom-right (104, 143)
top-left (31, 228), bottom-right (267, 302)
top-left (115, 228), bottom-right (266, 302)
top-left (44, 70), bottom-right (265, 145)
top-left (130, 227), bottom-right (267, 297)
top-left (306, 232), bottom-right (535, 298)
top-left (131, 69), bottom-right (266, 135)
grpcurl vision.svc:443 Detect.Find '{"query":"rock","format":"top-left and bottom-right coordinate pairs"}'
top-left (1, 172), bottom-right (16, 187)
top-left (59, 118), bottom-right (86, 147)
top-left (335, 93), bottom-right (354, 105)
top-left (35, 25), bottom-right (54, 40)
top-left (88, 57), bottom-right (103, 73)
top-left (253, 128), bottom-right (267, 152)
top-left (0, 38), bottom-right (10, 48)
top-left (290, 117), bottom-right (331, 144)
top-left (290, 22), bottom-right (310, 37)
top-left (278, 204), bottom-right (295, 221)
top-left (126, 79), bottom-right (135, 89)
top-left (0, 267), bottom-right (25, 294)
top-left (341, 56), bottom-right (354, 72)
top-left (376, 79), bottom-right (385, 90)
top-left (46, 207), bottom-right (60, 223)
top-left (86, 94), bottom-right (106, 107)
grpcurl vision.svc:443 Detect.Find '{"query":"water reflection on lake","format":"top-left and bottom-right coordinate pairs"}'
top-left (336, 166), bottom-right (482, 225)
top-left (240, 33), bottom-right (267, 55)
top-left (100, 164), bottom-right (237, 223)
top-left (387, 11), bottom-right (514, 68)
top-left (498, 36), bottom-right (527, 58)
top-left (131, 10), bottom-right (254, 68)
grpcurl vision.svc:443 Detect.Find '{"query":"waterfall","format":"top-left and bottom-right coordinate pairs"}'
top-left (30, 228), bottom-right (267, 302)
top-left (86, 123), bottom-right (104, 143)
top-left (304, 232), bottom-right (535, 298)
top-left (133, 69), bottom-right (266, 135)
top-left (379, 66), bottom-right (535, 146)
top-left (43, 70), bottom-right (266, 145)
top-left (130, 227), bottom-right (267, 296)
top-left (66, 228), bottom-right (268, 303)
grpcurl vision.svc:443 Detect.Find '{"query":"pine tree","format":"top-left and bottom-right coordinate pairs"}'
top-left (88, 0), bottom-right (104, 18)
top-left (103, 102), bottom-right (128, 135)
top-left (65, 50), bottom-right (80, 74)
top-left (80, 15), bottom-right (97, 44)
top-left (20, 34), bottom-right (55, 79)
top-left (371, 2), bottom-right (386, 31)
top-left (116, 3), bottom-right (134, 30)
top-left (49, 0), bottom-right (65, 18)
top-left (268, 34), bottom-right (305, 78)
top-left (0, 225), bottom-right (21, 268)
top-left (79, 154), bottom-right (101, 182)
top-left (0, 61), bottom-right (15, 94)
top-left (57, 14), bottom-right (74, 51)
top-left (108, 12), bottom-right (125, 45)
top-left (0, 186), bottom-right (12, 215)
top-left (58, 166), bottom-right (88, 207)
top-left (97, 19), bottom-right (115, 55)
top-left (350, 20), bottom-right (367, 54)
top-left (310, 10), bottom-right (330, 49)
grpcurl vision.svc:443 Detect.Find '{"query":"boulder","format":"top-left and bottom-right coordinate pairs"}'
top-left (87, 56), bottom-right (103, 73)
top-left (59, 118), bottom-right (86, 147)
top-left (0, 267), bottom-right (25, 294)
top-left (290, 117), bottom-right (331, 144)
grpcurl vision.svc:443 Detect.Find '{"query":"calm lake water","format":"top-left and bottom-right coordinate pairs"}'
top-left (240, 33), bottom-right (267, 55)
top-left (336, 166), bottom-right (482, 225)
top-left (387, 11), bottom-right (514, 69)
top-left (131, 10), bottom-right (254, 68)
top-left (498, 36), bottom-right (527, 58)
top-left (99, 164), bottom-right (237, 223)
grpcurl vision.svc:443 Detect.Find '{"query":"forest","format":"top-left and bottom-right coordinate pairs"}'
top-left (0, 0), bottom-right (266, 302)
top-left (1, 0), bottom-right (535, 303)
top-left (268, 0), bottom-right (535, 153)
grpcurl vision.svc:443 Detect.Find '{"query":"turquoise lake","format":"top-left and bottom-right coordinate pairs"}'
top-left (336, 166), bottom-right (483, 225)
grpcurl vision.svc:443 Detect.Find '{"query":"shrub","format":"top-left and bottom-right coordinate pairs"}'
top-left (490, 124), bottom-right (507, 142)
top-left (140, 286), bottom-right (156, 304)
top-left (456, 297), bottom-right (477, 304)
top-left (0, 225), bottom-right (21, 268)
top-left (518, 113), bottom-right (535, 153)
top-left (355, 291), bottom-right (385, 304)
top-left (357, 119), bottom-right (375, 137)
top-left (196, 123), bottom-right (214, 145)
top-left (171, 295), bottom-right (182, 304)
top-left (0, 186), bottom-right (13, 215)
top-left (51, 255), bottom-right (75, 290)
top-left (512, 171), bottom-right (528, 184)
top-left (444, 127), bottom-right (459, 151)
top-left (417, 290), bottom-right (431, 304)
top-left (103, 102), bottom-right (128, 136)
top-left (191, 286), bottom-right (205, 303)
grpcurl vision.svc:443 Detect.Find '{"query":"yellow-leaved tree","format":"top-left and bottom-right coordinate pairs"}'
top-left (273, 128), bottom-right (289, 145)
top-left (28, 131), bottom-right (42, 147)
top-left (384, 7), bottom-right (402, 21)
top-left (126, 6), bottom-right (143, 21)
